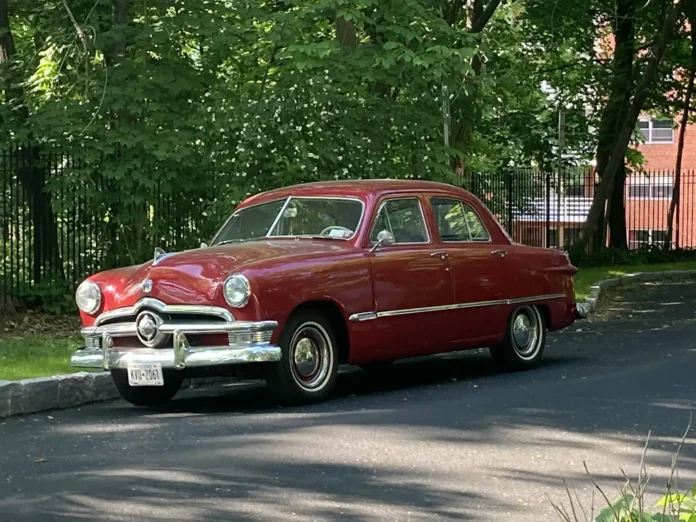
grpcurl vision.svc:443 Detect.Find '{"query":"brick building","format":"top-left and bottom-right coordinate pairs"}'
top-left (510, 116), bottom-right (696, 250)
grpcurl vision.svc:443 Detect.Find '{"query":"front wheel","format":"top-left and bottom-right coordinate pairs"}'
top-left (111, 369), bottom-right (184, 407)
top-left (489, 305), bottom-right (546, 370)
top-left (265, 310), bottom-right (339, 406)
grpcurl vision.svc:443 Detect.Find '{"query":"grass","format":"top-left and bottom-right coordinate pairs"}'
top-left (574, 260), bottom-right (696, 300)
top-left (0, 334), bottom-right (85, 381)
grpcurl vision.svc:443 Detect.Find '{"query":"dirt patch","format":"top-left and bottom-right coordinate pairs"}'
top-left (0, 312), bottom-right (80, 341)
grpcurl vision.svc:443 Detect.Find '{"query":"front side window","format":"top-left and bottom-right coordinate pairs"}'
top-left (212, 197), bottom-right (364, 245)
top-left (431, 197), bottom-right (490, 242)
top-left (370, 198), bottom-right (428, 244)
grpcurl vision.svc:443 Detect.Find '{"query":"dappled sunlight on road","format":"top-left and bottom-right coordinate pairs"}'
top-left (1, 280), bottom-right (696, 521)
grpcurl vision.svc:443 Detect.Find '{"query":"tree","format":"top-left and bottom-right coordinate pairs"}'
top-left (666, 0), bottom-right (696, 249)
top-left (1, 0), bottom-right (65, 285)
top-left (579, 0), bottom-right (687, 254)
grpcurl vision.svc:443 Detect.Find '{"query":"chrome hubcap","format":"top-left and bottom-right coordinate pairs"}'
top-left (294, 338), bottom-right (320, 377)
top-left (511, 306), bottom-right (541, 359)
top-left (512, 314), bottom-right (532, 347)
top-left (290, 323), bottom-right (332, 391)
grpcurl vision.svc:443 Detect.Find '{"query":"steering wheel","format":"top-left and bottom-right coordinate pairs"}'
top-left (320, 225), bottom-right (353, 237)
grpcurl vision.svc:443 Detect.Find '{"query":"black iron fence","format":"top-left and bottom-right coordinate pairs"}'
top-left (452, 168), bottom-right (696, 251)
top-left (1, 142), bottom-right (208, 308)
top-left (2, 140), bottom-right (694, 306)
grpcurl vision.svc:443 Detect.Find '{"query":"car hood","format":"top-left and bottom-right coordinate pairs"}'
top-left (90, 239), bottom-right (357, 310)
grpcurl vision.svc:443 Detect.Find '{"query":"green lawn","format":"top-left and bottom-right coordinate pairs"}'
top-left (573, 261), bottom-right (696, 300)
top-left (0, 334), bottom-right (85, 381)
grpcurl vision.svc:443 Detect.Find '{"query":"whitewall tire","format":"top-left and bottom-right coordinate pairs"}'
top-left (489, 305), bottom-right (546, 370)
top-left (265, 310), bottom-right (339, 405)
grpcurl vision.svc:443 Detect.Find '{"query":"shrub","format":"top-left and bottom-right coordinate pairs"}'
top-left (567, 244), bottom-right (696, 268)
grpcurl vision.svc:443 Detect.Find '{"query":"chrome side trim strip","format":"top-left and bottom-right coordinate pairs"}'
top-left (348, 312), bottom-right (378, 322)
top-left (94, 298), bottom-right (235, 326)
top-left (348, 294), bottom-right (566, 322)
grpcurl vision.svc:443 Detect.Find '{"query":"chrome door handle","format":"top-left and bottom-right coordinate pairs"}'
top-left (430, 252), bottom-right (448, 260)
top-left (491, 249), bottom-right (507, 258)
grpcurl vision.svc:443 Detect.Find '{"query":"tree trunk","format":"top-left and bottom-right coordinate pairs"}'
top-left (448, 0), bottom-right (502, 175)
top-left (608, 165), bottom-right (628, 248)
top-left (1, 0), bottom-right (64, 285)
top-left (579, 0), bottom-right (686, 253)
top-left (666, 0), bottom-right (696, 249)
top-left (594, 0), bottom-right (635, 250)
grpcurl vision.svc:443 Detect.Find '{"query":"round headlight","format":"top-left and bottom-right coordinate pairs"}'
top-left (223, 274), bottom-right (251, 308)
top-left (75, 281), bottom-right (101, 314)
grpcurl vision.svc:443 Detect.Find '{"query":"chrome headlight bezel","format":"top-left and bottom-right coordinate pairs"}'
top-left (75, 281), bottom-right (101, 314)
top-left (223, 274), bottom-right (251, 308)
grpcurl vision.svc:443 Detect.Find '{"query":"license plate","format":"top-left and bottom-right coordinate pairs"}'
top-left (127, 363), bottom-right (164, 386)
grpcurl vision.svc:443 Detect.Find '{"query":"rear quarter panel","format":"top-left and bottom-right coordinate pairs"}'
top-left (504, 244), bottom-right (578, 331)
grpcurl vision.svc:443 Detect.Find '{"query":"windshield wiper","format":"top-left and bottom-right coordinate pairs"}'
top-left (309, 235), bottom-right (345, 241)
top-left (214, 239), bottom-right (248, 246)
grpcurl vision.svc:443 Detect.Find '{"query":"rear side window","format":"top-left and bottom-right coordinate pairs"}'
top-left (431, 197), bottom-right (490, 242)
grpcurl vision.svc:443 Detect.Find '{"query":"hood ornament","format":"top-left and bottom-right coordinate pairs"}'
top-left (153, 247), bottom-right (166, 263)
top-left (152, 246), bottom-right (175, 266)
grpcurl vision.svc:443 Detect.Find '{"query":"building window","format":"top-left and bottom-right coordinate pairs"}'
top-left (638, 118), bottom-right (674, 143)
top-left (628, 180), bottom-right (672, 199)
top-left (629, 229), bottom-right (669, 249)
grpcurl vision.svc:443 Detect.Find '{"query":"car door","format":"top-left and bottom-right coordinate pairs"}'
top-left (428, 195), bottom-right (509, 343)
top-left (366, 195), bottom-right (457, 358)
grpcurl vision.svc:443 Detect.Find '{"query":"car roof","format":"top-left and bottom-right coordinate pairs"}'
top-left (241, 179), bottom-right (474, 206)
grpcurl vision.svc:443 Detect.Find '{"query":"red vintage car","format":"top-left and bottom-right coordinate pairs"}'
top-left (71, 179), bottom-right (586, 407)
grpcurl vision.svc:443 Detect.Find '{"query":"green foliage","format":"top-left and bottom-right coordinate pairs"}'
top-left (2, 0), bottom-right (695, 309)
top-left (17, 278), bottom-right (76, 315)
top-left (584, 486), bottom-right (696, 522)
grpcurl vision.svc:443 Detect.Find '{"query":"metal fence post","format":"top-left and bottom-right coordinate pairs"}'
top-left (545, 172), bottom-right (551, 248)
top-left (506, 171), bottom-right (513, 237)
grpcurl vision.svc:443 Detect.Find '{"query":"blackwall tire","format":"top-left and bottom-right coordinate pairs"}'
top-left (489, 305), bottom-right (546, 370)
top-left (111, 369), bottom-right (184, 407)
top-left (265, 310), bottom-right (339, 406)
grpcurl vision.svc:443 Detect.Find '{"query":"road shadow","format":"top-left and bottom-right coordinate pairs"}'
top-left (1, 279), bottom-right (695, 521)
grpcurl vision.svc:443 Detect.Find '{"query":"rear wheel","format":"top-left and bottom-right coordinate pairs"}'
top-left (111, 369), bottom-right (184, 407)
top-left (265, 310), bottom-right (339, 406)
top-left (489, 305), bottom-right (546, 370)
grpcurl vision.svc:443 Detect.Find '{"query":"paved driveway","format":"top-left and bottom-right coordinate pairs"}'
top-left (1, 280), bottom-right (696, 521)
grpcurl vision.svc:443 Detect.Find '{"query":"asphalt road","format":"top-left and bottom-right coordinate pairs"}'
top-left (1, 280), bottom-right (696, 522)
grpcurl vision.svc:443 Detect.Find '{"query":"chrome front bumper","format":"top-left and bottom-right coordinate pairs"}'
top-left (70, 320), bottom-right (281, 370)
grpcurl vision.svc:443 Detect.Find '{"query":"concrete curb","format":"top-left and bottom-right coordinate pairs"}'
top-left (576, 268), bottom-right (696, 316)
top-left (2, 268), bottom-right (695, 419)
top-left (0, 372), bottom-right (240, 419)
top-left (0, 372), bottom-right (120, 419)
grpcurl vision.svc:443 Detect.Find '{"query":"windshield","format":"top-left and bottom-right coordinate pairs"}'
top-left (212, 197), bottom-right (364, 245)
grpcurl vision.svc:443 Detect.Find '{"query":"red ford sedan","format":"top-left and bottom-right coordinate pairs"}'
top-left (71, 179), bottom-right (585, 407)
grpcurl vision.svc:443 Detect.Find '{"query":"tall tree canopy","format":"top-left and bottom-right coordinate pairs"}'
top-left (1, 0), bottom-right (694, 261)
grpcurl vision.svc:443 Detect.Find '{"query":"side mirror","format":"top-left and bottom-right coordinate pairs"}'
top-left (200, 242), bottom-right (208, 249)
top-left (370, 230), bottom-right (394, 253)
